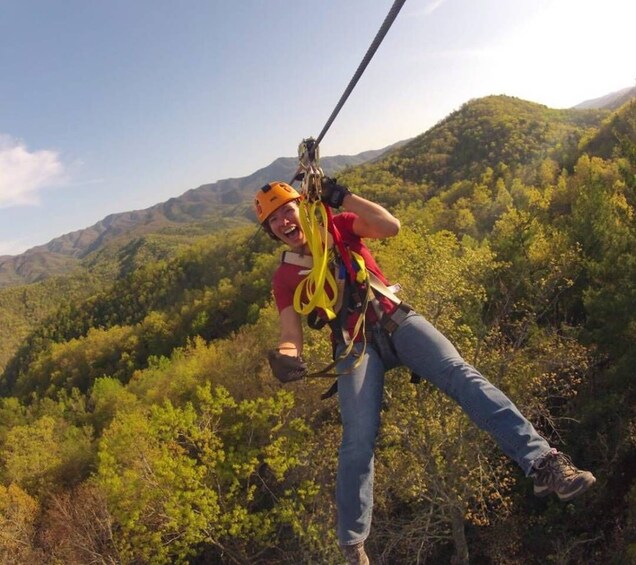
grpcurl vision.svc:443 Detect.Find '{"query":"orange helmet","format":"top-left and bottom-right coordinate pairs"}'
top-left (254, 181), bottom-right (301, 224)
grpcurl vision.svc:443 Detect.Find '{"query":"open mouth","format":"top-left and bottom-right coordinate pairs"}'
top-left (283, 226), bottom-right (300, 239)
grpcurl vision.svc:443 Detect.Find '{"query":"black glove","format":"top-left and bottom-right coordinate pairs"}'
top-left (267, 350), bottom-right (308, 383)
top-left (321, 177), bottom-right (351, 208)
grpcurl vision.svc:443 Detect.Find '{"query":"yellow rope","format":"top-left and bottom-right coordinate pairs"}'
top-left (293, 200), bottom-right (339, 320)
top-left (291, 200), bottom-right (373, 377)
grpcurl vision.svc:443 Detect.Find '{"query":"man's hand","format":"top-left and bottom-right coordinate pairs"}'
top-left (321, 177), bottom-right (351, 208)
top-left (267, 350), bottom-right (308, 383)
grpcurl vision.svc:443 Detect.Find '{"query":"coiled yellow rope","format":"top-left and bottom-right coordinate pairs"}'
top-left (292, 199), bottom-right (339, 320)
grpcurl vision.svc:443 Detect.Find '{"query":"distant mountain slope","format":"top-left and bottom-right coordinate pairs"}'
top-left (581, 96), bottom-right (636, 159)
top-left (0, 143), bottom-right (404, 287)
top-left (382, 95), bottom-right (608, 189)
top-left (574, 86), bottom-right (636, 110)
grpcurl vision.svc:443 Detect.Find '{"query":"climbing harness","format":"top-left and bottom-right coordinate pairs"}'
top-left (281, 245), bottom-right (416, 399)
top-left (285, 209), bottom-right (417, 395)
top-left (281, 250), bottom-right (412, 338)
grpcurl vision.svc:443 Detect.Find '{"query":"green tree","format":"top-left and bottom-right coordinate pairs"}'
top-left (2, 415), bottom-right (93, 496)
top-left (96, 385), bottom-right (322, 563)
top-left (0, 483), bottom-right (43, 563)
top-left (89, 377), bottom-right (140, 434)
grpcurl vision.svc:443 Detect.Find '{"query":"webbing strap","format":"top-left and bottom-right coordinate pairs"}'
top-left (325, 205), bottom-right (357, 283)
top-left (282, 251), bottom-right (403, 306)
top-left (304, 274), bottom-right (372, 377)
top-left (293, 202), bottom-right (340, 320)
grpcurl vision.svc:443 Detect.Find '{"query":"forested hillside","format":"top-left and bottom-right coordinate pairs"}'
top-left (0, 95), bottom-right (634, 564)
top-left (0, 147), bottom-right (402, 382)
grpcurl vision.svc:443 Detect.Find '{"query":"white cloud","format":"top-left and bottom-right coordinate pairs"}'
top-left (0, 135), bottom-right (66, 208)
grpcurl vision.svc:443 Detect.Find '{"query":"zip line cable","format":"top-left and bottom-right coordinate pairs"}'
top-left (248, 0), bottom-right (407, 246)
top-left (292, 0), bottom-right (408, 179)
top-left (314, 0), bottom-right (408, 148)
top-left (287, 0), bottom-right (408, 268)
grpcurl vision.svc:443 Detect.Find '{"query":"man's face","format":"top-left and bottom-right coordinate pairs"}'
top-left (267, 201), bottom-right (306, 249)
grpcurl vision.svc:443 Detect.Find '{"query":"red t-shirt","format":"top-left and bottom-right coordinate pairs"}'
top-left (272, 212), bottom-right (396, 340)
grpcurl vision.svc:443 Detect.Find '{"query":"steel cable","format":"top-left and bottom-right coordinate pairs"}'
top-left (253, 0), bottom-right (407, 244)
top-left (314, 0), bottom-right (408, 147)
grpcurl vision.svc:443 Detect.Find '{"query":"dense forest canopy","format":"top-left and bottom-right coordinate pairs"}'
top-left (0, 95), bottom-right (634, 563)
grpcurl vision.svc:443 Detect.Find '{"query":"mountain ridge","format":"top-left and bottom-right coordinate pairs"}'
top-left (0, 143), bottom-right (406, 287)
top-left (2, 86), bottom-right (633, 288)
top-left (379, 95), bottom-right (608, 190)
top-left (573, 85), bottom-right (636, 110)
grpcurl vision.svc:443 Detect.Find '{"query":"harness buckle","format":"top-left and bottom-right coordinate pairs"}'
top-left (380, 302), bottom-right (412, 334)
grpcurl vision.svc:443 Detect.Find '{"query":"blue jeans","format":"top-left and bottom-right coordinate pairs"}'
top-left (335, 311), bottom-right (551, 545)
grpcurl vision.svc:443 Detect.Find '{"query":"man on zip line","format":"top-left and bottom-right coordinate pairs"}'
top-left (255, 179), bottom-right (596, 565)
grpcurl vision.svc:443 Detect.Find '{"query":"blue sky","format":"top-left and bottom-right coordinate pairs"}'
top-left (1, 0), bottom-right (633, 256)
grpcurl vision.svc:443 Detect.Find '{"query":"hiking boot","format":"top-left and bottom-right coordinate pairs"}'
top-left (532, 450), bottom-right (596, 501)
top-left (340, 541), bottom-right (370, 565)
